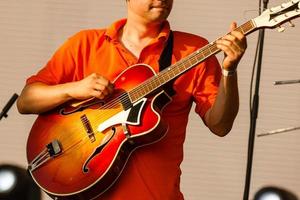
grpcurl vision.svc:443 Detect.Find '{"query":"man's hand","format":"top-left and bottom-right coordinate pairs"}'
top-left (69, 73), bottom-right (114, 100)
top-left (17, 73), bottom-right (114, 114)
top-left (216, 22), bottom-right (247, 71)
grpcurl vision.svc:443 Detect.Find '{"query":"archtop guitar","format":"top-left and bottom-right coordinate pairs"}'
top-left (26, 1), bottom-right (300, 199)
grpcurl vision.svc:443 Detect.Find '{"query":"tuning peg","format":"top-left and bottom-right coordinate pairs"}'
top-left (277, 26), bottom-right (286, 32)
top-left (288, 21), bottom-right (295, 27)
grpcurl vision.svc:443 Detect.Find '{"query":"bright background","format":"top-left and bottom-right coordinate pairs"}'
top-left (0, 0), bottom-right (299, 199)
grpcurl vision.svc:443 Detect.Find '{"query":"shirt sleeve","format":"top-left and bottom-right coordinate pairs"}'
top-left (193, 55), bottom-right (221, 119)
top-left (26, 31), bottom-right (89, 85)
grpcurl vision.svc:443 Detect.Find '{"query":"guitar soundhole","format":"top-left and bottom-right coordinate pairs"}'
top-left (82, 127), bottom-right (116, 173)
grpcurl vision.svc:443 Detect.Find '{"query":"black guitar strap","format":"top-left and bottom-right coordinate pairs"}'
top-left (158, 31), bottom-right (176, 97)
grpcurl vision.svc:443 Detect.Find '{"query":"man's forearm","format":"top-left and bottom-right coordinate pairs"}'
top-left (204, 73), bottom-right (239, 136)
top-left (17, 82), bottom-right (74, 114)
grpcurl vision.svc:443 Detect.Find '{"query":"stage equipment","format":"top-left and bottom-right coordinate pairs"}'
top-left (273, 79), bottom-right (300, 85)
top-left (254, 186), bottom-right (298, 200)
top-left (0, 164), bottom-right (41, 200)
top-left (0, 93), bottom-right (18, 120)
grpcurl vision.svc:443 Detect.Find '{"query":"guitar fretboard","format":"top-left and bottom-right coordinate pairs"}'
top-left (128, 20), bottom-right (256, 103)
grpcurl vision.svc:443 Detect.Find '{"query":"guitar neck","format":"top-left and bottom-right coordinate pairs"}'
top-left (128, 20), bottom-right (257, 103)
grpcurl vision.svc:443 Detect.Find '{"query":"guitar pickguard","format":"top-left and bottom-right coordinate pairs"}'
top-left (82, 127), bottom-right (116, 173)
top-left (97, 98), bottom-right (147, 132)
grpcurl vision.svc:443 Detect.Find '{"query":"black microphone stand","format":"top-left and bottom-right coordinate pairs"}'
top-left (0, 93), bottom-right (19, 121)
top-left (273, 78), bottom-right (300, 85)
top-left (243, 0), bottom-right (269, 199)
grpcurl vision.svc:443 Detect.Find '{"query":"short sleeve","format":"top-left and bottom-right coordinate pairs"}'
top-left (25, 29), bottom-right (105, 85)
top-left (26, 33), bottom-right (81, 85)
top-left (193, 55), bottom-right (221, 119)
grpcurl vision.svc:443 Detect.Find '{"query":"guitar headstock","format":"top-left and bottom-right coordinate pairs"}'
top-left (253, 0), bottom-right (300, 31)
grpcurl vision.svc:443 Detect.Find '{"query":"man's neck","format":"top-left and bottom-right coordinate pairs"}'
top-left (119, 18), bottom-right (164, 58)
top-left (121, 18), bottom-right (163, 45)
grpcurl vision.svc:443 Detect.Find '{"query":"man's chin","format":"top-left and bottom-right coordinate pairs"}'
top-left (149, 12), bottom-right (170, 22)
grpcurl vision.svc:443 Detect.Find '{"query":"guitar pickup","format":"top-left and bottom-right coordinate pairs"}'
top-left (80, 114), bottom-right (96, 142)
top-left (47, 139), bottom-right (62, 157)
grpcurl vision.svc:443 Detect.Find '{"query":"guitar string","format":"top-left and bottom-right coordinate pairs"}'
top-left (40, 21), bottom-right (254, 160)
top-left (96, 42), bottom-right (218, 110)
top-left (35, 15), bottom-right (290, 170)
top-left (61, 21), bottom-right (254, 141)
top-left (32, 22), bottom-right (255, 168)
top-left (45, 51), bottom-right (205, 157)
top-left (76, 21), bottom-right (255, 145)
top-left (42, 41), bottom-right (227, 169)
top-left (96, 20), bottom-right (253, 113)
top-left (92, 21), bottom-right (253, 113)
top-left (52, 5), bottom-right (294, 154)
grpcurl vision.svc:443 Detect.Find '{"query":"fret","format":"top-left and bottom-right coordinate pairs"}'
top-left (140, 85), bottom-right (147, 97)
top-left (184, 56), bottom-right (194, 68)
top-left (148, 80), bottom-right (155, 92)
top-left (207, 44), bottom-right (213, 55)
top-left (204, 46), bottom-right (211, 56)
top-left (198, 49), bottom-right (205, 58)
top-left (186, 57), bottom-right (194, 68)
top-left (175, 61), bottom-right (185, 73)
top-left (153, 78), bottom-right (159, 85)
top-left (169, 68), bottom-right (175, 79)
top-left (171, 68), bottom-right (178, 77)
top-left (161, 71), bottom-right (169, 83)
top-left (167, 68), bottom-right (173, 79)
top-left (134, 87), bottom-right (140, 98)
top-left (237, 21), bottom-right (255, 35)
top-left (152, 78), bottom-right (159, 88)
top-left (173, 65), bottom-right (181, 75)
top-left (178, 61), bottom-right (187, 72)
top-left (190, 55), bottom-right (198, 65)
top-left (193, 51), bottom-right (204, 63)
top-left (210, 43), bottom-right (219, 53)
top-left (145, 81), bottom-right (151, 92)
top-left (155, 75), bottom-right (162, 86)
top-left (158, 74), bottom-right (165, 85)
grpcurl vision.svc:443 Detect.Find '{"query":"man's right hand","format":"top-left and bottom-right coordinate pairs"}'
top-left (17, 73), bottom-right (114, 114)
top-left (69, 73), bottom-right (114, 100)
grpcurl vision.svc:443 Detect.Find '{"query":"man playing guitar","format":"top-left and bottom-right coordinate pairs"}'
top-left (17, 0), bottom-right (247, 199)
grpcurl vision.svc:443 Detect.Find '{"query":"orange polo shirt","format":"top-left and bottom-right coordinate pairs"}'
top-left (27, 19), bottom-right (221, 200)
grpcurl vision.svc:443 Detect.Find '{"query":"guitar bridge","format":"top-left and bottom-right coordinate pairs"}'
top-left (80, 114), bottom-right (96, 142)
top-left (28, 139), bottom-right (62, 172)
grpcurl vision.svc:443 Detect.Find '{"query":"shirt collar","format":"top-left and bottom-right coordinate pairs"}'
top-left (105, 18), bottom-right (171, 43)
